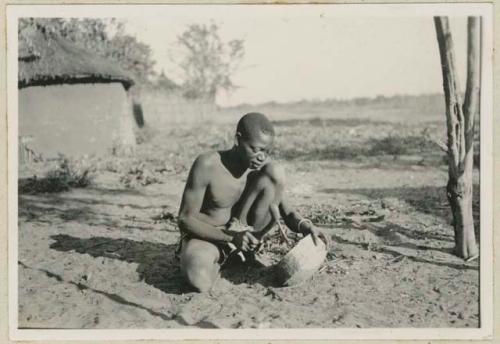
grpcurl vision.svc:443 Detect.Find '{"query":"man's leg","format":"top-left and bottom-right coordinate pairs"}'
top-left (234, 163), bottom-right (285, 236)
top-left (180, 238), bottom-right (221, 292)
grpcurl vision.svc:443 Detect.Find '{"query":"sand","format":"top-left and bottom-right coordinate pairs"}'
top-left (17, 159), bottom-right (479, 329)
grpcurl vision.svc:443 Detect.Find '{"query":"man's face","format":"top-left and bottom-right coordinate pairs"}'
top-left (237, 131), bottom-right (274, 170)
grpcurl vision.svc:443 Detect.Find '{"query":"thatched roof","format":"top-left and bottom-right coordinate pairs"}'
top-left (18, 28), bottom-right (134, 89)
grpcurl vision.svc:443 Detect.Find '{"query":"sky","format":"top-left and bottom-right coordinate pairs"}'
top-left (122, 6), bottom-right (469, 107)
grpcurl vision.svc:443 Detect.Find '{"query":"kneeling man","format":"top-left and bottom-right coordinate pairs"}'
top-left (178, 112), bottom-right (329, 292)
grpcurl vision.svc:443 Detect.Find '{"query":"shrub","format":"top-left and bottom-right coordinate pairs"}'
top-left (120, 162), bottom-right (162, 188)
top-left (368, 135), bottom-right (439, 156)
top-left (19, 157), bottom-right (95, 194)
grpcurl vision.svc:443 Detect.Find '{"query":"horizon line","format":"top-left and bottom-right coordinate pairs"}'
top-left (216, 92), bottom-right (446, 109)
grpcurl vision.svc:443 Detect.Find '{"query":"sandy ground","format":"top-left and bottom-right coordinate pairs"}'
top-left (17, 157), bottom-right (480, 328)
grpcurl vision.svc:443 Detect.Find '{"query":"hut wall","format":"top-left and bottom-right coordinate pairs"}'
top-left (19, 83), bottom-right (136, 160)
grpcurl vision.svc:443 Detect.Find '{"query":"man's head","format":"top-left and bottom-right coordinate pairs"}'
top-left (235, 112), bottom-right (275, 170)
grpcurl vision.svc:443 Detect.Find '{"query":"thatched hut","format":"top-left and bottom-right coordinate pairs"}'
top-left (18, 27), bottom-right (143, 162)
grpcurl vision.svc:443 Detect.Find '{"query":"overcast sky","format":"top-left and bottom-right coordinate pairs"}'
top-left (122, 6), bottom-right (468, 107)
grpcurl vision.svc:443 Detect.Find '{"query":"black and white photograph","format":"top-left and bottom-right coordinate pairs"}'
top-left (6, 3), bottom-right (494, 341)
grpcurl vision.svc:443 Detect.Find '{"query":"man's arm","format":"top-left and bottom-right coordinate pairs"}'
top-left (178, 154), bottom-right (233, 243)
top-left (279, 197), bottom-right (330, 247)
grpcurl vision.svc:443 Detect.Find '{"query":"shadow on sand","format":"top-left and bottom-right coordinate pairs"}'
top-left (219, 256), bottom-right (279, 288)
top-left (320, 185), bottom-right (480, 236)
top-left (49, 234), bottom-right (281, 296)
top-left (315, 184), bottom-right (480, 270)
top-left (332, 232), bottom-right (478, 271)
top-left (18, 260), bottom-right (177, 324)
top-left (18, 189), bottom-right (179, 232)
top-left (323, 222), bottom-right (478, 271)
top-left (49, 234), bottom-right (187, 295)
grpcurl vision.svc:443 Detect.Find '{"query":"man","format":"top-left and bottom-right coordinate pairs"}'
top-left (178, 112), bottom-right (329, 292)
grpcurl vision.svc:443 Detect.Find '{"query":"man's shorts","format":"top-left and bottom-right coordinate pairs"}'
top-left (175, 231), bottom-right (234, 266)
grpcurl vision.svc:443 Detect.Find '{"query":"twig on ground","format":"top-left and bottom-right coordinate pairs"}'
top-left (465, 253), bottom-right (479, 262)
top-left (387, 254), bottom-right (407, 264)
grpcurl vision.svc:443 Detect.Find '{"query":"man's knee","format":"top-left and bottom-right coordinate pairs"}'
top-left (183, 264), bottom-right (216, 293)
top-left (180, 240), bottom-right (220, 292)
top-left (261, 162), bottom-right (286, 186)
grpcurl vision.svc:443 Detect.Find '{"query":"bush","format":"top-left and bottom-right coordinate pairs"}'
top-left (276, 134), bottom-right (440, 162)
top-left (368, 135), bottom-right (439, 156)
top-left (275, 144), bottom-right (367, 161)
top-left (19, 157), bottom-right (95, 194)
top-left (120, 162), bottom-right (162, 188)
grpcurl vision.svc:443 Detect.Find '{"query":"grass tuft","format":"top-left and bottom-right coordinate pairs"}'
top-left (19, 157), bottom-right (95, 194)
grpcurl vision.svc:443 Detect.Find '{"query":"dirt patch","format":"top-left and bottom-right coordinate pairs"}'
top-left (17, 115), bottom-right (479, 329)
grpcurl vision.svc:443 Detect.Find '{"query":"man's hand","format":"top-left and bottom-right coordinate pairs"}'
top-left (301, 222), bottom-right (331, 248)
top-left (310, 225), bottom-right (331, 248)
top-left (231, 231), bottom-right (260, 252)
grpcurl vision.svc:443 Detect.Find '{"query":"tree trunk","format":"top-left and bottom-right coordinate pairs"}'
top-left (434, 16), bottom-right (480, 260)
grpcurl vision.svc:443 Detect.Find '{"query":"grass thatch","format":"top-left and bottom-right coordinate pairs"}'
top-left (18, 27), bottom-right (134, 89)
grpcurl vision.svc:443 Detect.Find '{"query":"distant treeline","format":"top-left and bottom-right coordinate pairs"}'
top-left (230, 93), bottom-right (446, 111)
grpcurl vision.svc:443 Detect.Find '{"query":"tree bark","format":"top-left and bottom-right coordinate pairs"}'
top-left (434, 16), bottom-right (480, 260)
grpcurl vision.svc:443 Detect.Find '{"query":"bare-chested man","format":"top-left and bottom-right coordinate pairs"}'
top-left (178, 112), bottom-right (329, 292)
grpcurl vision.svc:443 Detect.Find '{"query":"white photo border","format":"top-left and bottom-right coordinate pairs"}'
top-left (6, 3), bottom-right (494, 341)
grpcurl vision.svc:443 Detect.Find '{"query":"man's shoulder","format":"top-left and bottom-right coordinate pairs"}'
top-left (192, 151), bottom-right (219, 170)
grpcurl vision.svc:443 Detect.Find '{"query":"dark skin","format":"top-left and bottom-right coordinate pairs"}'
top-left (178, 130), bottom-right (330, 292)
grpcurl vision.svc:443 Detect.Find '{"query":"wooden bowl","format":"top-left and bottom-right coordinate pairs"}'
top-left (275, 234), bottom-right (327, 286)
